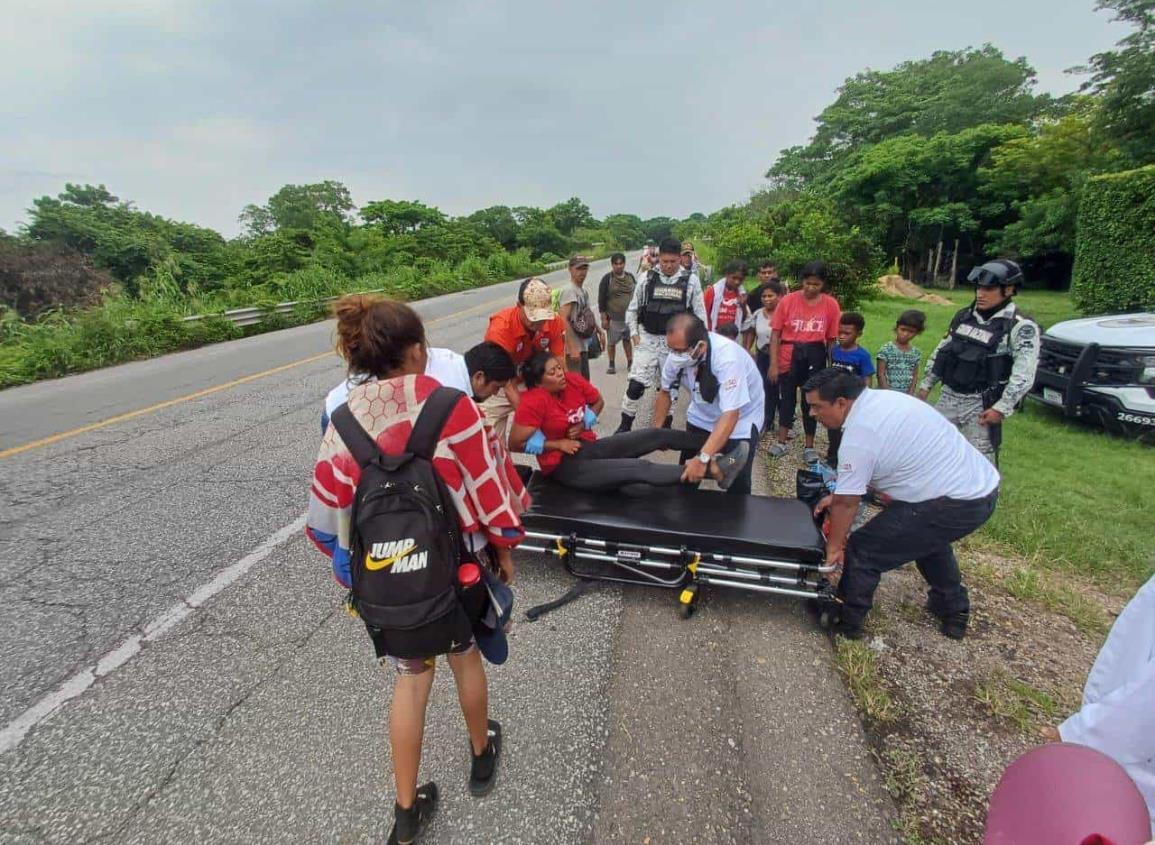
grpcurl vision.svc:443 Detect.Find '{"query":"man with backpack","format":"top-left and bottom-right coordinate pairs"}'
top-left (615, 237), bottom-right (707, 433)
top-left (308, 296), bottom-right (527, 844)
top-left (557, 255), bottom-right (606, 380)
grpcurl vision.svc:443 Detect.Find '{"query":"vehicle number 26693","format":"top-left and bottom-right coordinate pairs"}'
top-left (1117, 412), bottom-right (1155, 426)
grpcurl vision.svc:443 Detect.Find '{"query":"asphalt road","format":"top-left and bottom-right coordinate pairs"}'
top-left (0, 254), bottom-right (897, 843)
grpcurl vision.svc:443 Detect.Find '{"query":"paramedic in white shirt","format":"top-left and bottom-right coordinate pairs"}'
top-left (322, 342), bottom-right (515, 432)
top-left (652, 313), bottom-right (764, 495)
top-left (1047, 574), bottom-right (1155, 830)
top-left (806, 368), bottom-right (1000, 641)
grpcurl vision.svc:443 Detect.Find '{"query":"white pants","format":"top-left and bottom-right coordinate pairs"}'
top-left (622, 334), bottom-right (678, 418)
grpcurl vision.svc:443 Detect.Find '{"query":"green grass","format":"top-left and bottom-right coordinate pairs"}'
top-left (834, 637), bottom-right (899, 724)
top-left (975, 670), bottom-right (1062, 735)
top-left (853, 290), bottom-right (1153, 594)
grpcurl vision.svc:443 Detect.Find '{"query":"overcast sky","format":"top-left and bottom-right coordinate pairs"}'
top-left (1, 0), bottom-right (1127, 237)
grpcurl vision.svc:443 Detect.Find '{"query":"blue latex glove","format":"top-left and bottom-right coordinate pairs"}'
top-left (525, 429), bottom-right (546, 455)
top-left (583, 406), bottom-right (599, 429)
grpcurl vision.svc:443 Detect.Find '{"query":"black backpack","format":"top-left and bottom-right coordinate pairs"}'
top-left (330, 387), bottom-right (473, 659)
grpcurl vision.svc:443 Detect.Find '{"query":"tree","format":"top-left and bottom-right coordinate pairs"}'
top-left (980, 100), bottom-right (1124, 258)
top-left (517, 220), bottom-right (570, 258)
top-left (547, 197), bottom-right (594, 235)
top-left (641, 216), bottom-right (677, 243)
top-left (466, 205), bottom-right (521, 250)
top-left (360, 199), bottom-right (446, 237)
top-left (1079, 0), bottom-right (1155, 164)
top-left (239, 181), bottom-right (354, 236)
top-left (602, 213), bottom-right (646, 248)
top-left (769, 46), bottom-right (1050, 186)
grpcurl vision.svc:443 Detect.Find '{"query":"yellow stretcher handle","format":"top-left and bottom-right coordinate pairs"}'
top-left (555, 538), bottom-right (568, 558)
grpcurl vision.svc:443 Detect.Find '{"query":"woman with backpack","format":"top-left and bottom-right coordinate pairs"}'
top-left (307, 296), bottom-right (526, 845)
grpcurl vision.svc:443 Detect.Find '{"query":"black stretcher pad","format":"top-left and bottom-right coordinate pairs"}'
top-left (523, 472), bottom-right (825, 564)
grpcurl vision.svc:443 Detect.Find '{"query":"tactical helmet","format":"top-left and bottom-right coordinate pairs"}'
top-left (967, 259), bottom-right (1023, 290)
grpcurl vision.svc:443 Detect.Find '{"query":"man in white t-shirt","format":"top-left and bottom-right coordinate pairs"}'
top-left (805, 368), bottom-right (1000, 640)
top-left (652, 313), bottom-right (763, 495)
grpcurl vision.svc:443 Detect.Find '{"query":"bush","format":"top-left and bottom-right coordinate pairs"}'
top-left (1071, 165), bottom-right (1155, 314)
top-left (0, 241), bottom-right (114, 318)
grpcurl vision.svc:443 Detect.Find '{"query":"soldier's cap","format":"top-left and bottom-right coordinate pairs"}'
top-left (568, 255), bottom-right (591, 268)
top-left (681, 241), bottom-right (694, 255)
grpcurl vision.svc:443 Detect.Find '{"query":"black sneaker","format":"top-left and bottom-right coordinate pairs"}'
top-left (388, 782), bottom-right (438, 845)
top-left (469, 719), bottom-right (503, 797)
top-left (832, 619), bottom-right (865, 640)
top-left (714, 442), bottom-right (750, 490)
top-left (940, 610), bottom-right (969, 640)
top-left (614, 413), bottom-right (634, 435)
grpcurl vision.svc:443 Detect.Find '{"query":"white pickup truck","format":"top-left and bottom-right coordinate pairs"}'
top-left (1028, 312), bottom-right (1155, 442)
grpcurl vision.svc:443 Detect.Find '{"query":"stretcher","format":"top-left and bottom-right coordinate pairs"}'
top-left (519, 471), bottom-right (838, 619)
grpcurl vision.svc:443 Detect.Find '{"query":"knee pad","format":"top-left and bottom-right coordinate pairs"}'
top-left (626, 379), bottom-right (646, 401)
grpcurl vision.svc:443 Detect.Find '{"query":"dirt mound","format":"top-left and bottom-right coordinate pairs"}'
top-left (877, 274), bottom-right (954, 306)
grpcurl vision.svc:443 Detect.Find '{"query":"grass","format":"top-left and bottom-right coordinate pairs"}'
top-left (974, 670), bottom-right (1062, 735)
top-left (853, 289), bottom-right (1154, 596)
top-left (0, 250), bottom-right (545, 389)
top-left (834, 636), bottom-right (899, 724)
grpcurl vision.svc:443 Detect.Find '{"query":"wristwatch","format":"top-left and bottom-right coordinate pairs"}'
top-left (697, 452), bottom-right (713, 465)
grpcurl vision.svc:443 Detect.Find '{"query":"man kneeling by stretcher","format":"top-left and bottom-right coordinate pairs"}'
top-left (508, 351), bottom-right (749, 491)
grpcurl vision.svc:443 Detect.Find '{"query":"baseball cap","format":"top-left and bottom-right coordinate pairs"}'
top-left (475, 568), bottom-right (514, 665)
top-left (568, 254), bottom-right (591, 268)
top-left (681, 241), bottom-right (694, 255)
top-left (521, 278), bottom-right (554, 323)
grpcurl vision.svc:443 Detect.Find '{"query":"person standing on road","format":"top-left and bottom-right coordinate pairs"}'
top-left (597, 252), bottom-right (637, 375)
top-left (751, 280), bottom-right (786, 434)
top-left (482, 278), bottom-right (566, 439)
top-left (917, 259), bottom-right (1040, 466)
top-left (876, 309), bottom-right (926, 394)
top-left (307, 298), bottom-right (527, 844)
top-left (767, 261), bottom-right (841, 461)
top-left (805, 368), bottom-right (999, 641)
top-left (321, 294), bottom-right (475, 434)
top-left (557, 255), bottom-right (605, 381)
top-left (652, 313), bottom-right (763, 495)
top-left (616, 237), bottom-right (707, 433)
top-left (704, 260), bottom-right (753, 347)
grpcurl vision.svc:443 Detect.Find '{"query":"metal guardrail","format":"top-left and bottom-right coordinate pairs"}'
top-left (181, 289), bottom-right (386, 328)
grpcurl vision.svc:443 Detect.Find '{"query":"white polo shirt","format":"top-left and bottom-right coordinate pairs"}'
top-left (323, 347), bottom-right (472, 424)
top-left (661, 333), bottom-right (765, 438)
top-left (834, 388), bottom-right (999, 502)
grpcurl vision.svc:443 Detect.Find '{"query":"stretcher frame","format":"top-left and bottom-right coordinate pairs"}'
top-left (520, 527), bottom-right (839, 619)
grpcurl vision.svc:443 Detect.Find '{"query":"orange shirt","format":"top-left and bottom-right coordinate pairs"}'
top-left (485, 306), bottom-right (565, 365)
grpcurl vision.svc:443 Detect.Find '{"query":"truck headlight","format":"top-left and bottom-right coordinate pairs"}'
top-left (1139, 355), bottom-right (1155, 384)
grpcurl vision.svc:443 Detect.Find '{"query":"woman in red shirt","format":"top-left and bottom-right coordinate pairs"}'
top-left (768, 260), bottom-right (841, 461)
top-left (508, 352), bottom-right (748, 491)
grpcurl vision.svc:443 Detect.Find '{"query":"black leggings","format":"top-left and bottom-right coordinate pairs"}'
top-left (778, 342), bottom-right (828, 436)
top-left (755, 348), bottom-right (779, 432)
top-left (550, 428), bottom-right (708, 492)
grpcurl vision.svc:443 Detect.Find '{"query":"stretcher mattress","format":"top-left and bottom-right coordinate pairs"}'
top-left (523, 472), bottom-right (825, 563)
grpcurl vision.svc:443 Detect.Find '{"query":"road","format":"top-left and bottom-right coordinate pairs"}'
top-left (0, 254), bottom-right (897, 843)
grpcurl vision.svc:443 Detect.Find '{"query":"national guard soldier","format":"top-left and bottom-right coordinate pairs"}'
top-left (615, 237), bottom-right (707, 432)
top-left (918, 259), bottom-right (1040, 465)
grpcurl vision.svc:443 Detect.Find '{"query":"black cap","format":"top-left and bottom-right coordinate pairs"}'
top-left (967, 259), bottom-right (1023, 288)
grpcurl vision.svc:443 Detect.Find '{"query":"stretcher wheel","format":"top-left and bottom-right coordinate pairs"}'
top-left (678, 601), bottom-right (696, 620)
top-left (677, 584), bottom-right (699, 619)
top-left (818, 609), bottom-right (835, 630)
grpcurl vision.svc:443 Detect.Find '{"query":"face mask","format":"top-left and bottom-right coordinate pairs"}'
top-left (668, 342), bottom-right (704, 371)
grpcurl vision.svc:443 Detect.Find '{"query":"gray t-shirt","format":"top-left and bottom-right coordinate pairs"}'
top-left (558, 283), bottom-right (589, 311)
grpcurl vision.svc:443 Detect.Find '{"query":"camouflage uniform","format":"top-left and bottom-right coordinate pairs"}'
top-left (920, 301), bottom-right (1040, 463)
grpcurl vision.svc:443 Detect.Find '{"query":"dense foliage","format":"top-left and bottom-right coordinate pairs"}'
top-left (1071, 165), bottom-right (1155, 314)
top-left (693, 1), bottom-right (1153, 307)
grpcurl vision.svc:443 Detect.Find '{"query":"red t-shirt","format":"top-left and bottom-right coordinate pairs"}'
top-left (769, 292), bottom-right (841, 372)
top-left (704, 284), bottom-right (744, 330)
top-left (512, 372), bottom-right (601, 474)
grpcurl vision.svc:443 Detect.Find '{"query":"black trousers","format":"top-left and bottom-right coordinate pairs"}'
top-left (678, 421), bottom-right (759, 496)
top-left (837, 490), bottom-right (999, 626)
top-left (565, 351), bottom-right (590, 380)
top-left (755, 348), bottom-right (779, 432)
top-left (826, 427), bottom-right (843, 465)
top-left (551, 428), bottom-right (708, 492)
top-left (778, 342), bottom-right (827, 436)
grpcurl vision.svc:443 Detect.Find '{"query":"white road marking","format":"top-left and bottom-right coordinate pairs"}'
top-left (0, 514), bottom-right (307, 755)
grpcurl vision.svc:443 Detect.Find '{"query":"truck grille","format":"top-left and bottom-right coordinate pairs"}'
top-left (1038, 338), bottom-right (1140, 386)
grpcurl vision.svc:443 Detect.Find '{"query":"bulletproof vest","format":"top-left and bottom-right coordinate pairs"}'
top-left (640, 270), bottom-right (691, 335)
top-left (932, 306), bottom-right (1017, 397)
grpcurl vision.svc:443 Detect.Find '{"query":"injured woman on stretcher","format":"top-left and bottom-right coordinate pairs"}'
top-left (508, 352), bottom-right (749, 492)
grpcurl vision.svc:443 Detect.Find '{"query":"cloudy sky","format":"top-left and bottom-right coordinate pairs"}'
top-left (1, 0), bottom-right (1127, 237)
